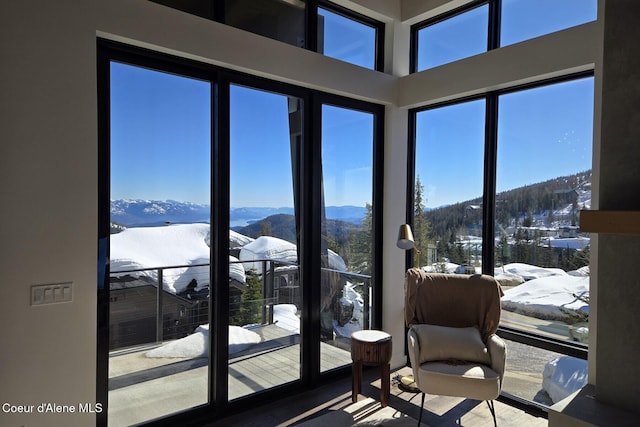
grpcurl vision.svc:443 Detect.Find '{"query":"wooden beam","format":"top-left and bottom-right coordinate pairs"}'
top-left (579, 210), bottom-right (640, 235)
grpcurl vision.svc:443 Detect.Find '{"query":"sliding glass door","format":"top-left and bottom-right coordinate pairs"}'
top-left (228, 84), bottom-right (304, 398)
top-left (98, 41), bottom-right (384, 426)
top-left (107, 61), bottom-right (212, 426)
top-left (319, 103), bottom-right (377, 372)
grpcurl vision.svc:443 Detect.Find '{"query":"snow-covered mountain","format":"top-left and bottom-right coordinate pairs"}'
top-left (110, 199), bottom-right (367, 227)
top-left (111, 199), bottom-right (210, 226)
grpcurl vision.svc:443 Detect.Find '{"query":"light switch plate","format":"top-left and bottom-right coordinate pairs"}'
top-left (31, 282), bottom-right (73, 306)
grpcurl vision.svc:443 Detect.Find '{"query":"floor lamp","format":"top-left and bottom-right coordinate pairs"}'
top-left (396, 224), bottom-right (420, 393)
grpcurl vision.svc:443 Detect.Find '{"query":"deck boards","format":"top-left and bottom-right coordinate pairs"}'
top-left (108, 324), bottom-right (353, 426)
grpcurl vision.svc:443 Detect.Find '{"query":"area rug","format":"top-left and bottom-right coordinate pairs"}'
top-left (296, 397), bottom-right (423, 426)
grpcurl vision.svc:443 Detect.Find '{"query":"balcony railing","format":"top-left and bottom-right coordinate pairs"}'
top-left (109, 260), bottom-right (372, 351)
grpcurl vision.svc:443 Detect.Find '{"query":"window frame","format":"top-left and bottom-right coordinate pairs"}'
top-left (97, 38), bottom-right (385, 426)
top-left (410, 0), bottom-right (494, 73)
top-left (317, 0), bottom-right (385, 72)
top-left (411, 0), bottom-right (596, 73)
top-left (407, 70), bottom-right (592, 413)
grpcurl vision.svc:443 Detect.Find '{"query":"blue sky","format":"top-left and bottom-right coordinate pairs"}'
top-left (111, 1), bottom-right (596, 208)
top-left (415, 76), bottom-right (594, 208)
top-left (111, 62), bottom-right (211, 204)
top-left (229, 86), bottom-right (374, 207)
top-left (229, 85), bottom-right (295, 207)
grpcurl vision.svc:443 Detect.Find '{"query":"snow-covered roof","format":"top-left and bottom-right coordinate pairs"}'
top-left (110, 223), bottom-right (246, 293)
top-left (238, 235), bottom-right (346, 273)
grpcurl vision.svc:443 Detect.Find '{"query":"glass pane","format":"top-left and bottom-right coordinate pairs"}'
top-left (229, 84), bottom-right (303, 398)
top-left (415, 100), bottom-right (485, 273)
top-left (502, 339), bottom-right (588, 405)
top-left (318, 7), bottom-right (376, 70)
top-left (320, 105), bottom-right (375, 372)
top-left (225, 0), bottom-right (306, 48)
top-left (416, 4), bottom-right (488, 71)
top-left (108, 62), bottom-right (211, 425)
top-left (501, 0), bottom-right (597, 47)
top-left (496, 77), bottom-right (593, 404)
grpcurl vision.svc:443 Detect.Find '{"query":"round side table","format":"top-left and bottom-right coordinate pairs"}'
top-left (351, 330), bottom-right (392, 407)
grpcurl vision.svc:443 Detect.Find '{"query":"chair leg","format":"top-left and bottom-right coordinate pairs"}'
top-left (486, 400), bottom-right (497, 427)
top-left (417, 392), bottom-right (425, 426)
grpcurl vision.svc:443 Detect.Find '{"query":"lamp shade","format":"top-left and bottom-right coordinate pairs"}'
top-left (397, 224), bottom-right (415, 250)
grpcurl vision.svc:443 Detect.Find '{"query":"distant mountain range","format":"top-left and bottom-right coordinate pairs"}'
top-left (235, 213), bottom-right (361, 243)
top-left (110, 199), bottom-right (367, 228)
top-left (110, 199), bottom-right (210, 226)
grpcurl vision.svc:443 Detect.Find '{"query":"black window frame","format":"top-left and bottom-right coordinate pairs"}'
top-left (97, 37), bottom-right (384, 427)
top-left (406, 70), bottom-right (592, 414)
top-left (412, 0), bottom-right (597, 74)
top-left (410, 0), bottom-right (496, 74)
top-left (317, 0), bottom-right (385, 72)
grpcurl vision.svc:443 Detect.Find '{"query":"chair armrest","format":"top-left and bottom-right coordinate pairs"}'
top-left (407, 328), bottom-right (421, 382)
top-left (487, 334), bottom-right (507, 378)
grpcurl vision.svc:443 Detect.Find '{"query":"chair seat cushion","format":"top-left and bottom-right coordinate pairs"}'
top-left (416, 361), bottom-right (501, 400)
top-left (412, 324), bottom-right (492, 365)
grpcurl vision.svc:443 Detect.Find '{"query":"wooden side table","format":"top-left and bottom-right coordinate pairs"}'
top-left (351, 330), bottom-right (392, 407)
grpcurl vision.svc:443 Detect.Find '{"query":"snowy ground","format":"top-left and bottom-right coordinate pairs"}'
top-left (495, 262), bottom-right (589, 403)
top-left (498, 262), bottom-right (589, 321)
top-left (145, 303), bottom-right (303, 359)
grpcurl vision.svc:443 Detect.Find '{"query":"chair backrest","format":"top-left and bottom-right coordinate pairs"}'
top-left (404, 268), bottom-right (503, 342)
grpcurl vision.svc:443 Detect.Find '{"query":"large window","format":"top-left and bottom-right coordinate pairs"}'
top-left (228, 85), bottom-right (303, 397)
top-left (413, 0), bottom-right (597, 72)
top-left (108, 62), bottom-right (212, 426)
top-left (410, 74), bottom-right (594, 409)
top-left (495, 76), bottom-right (593, 406)
top-left (319, 103), bottom-right (377, 371)
top-left (414, 99), bottom-right (486, 269)
top-left (414, 3), bottom-right (489, 72)
top-left (317, 5), bottom-right (381, 70)
top-left (98, 41), bottom-right (383, 427)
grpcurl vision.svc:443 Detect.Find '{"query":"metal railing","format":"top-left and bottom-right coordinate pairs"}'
top-left (109, 260), bottom-right (372, 350)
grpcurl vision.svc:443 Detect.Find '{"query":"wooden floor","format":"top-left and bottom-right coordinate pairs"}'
top-left (204, 366), bottom-right (549, 427)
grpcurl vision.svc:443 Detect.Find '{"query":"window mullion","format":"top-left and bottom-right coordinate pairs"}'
top-left (482, 93), bottom-right (498, 274)
top-left (488, 0), bottom-right (502, 50)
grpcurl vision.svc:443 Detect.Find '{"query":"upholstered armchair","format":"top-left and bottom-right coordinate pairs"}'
top-left (404, 269), bottom-right (506, 426)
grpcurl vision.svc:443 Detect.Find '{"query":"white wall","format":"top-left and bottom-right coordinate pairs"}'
top-left (0, 1), bottom-right (603, 425)
top-left (1, 2), bottom-right (99, 426)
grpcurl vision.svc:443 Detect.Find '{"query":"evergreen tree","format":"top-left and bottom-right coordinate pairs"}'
top-left (348, 203), bottom-right (372, 274)
top-left (413, 175), bottom-right (431, 267)
top-left (231, 270), bottom-right (263, 326)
